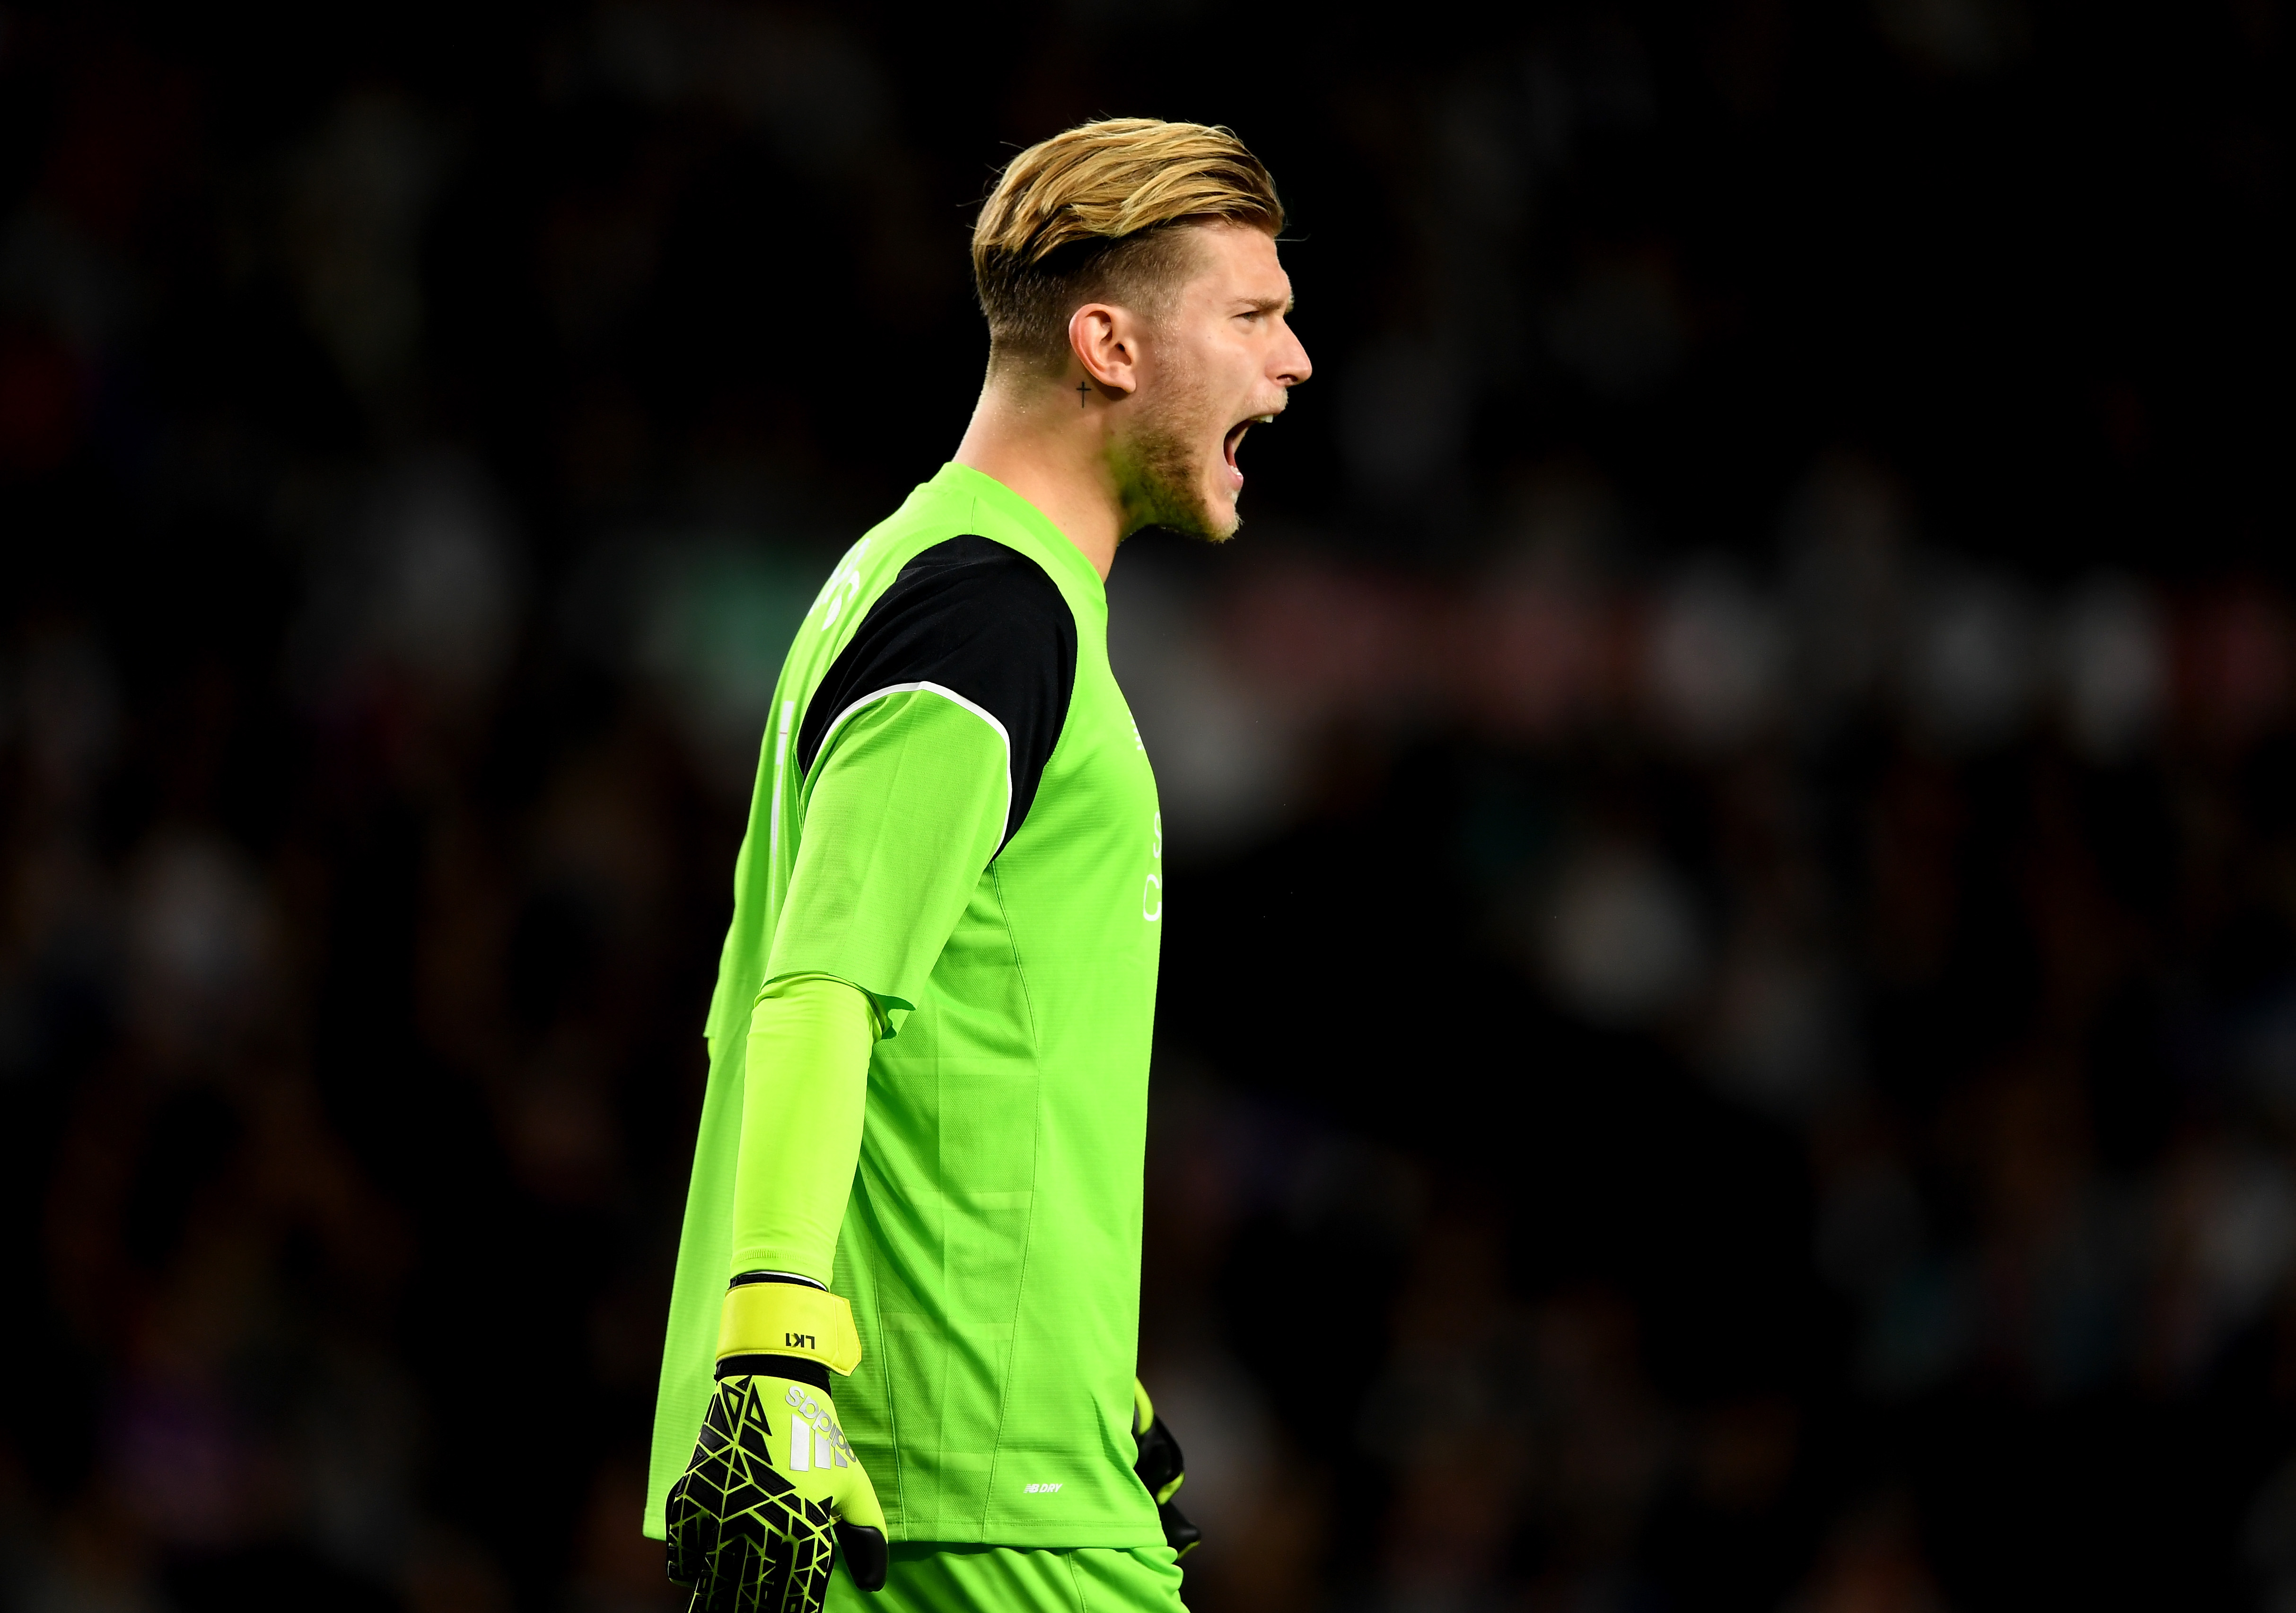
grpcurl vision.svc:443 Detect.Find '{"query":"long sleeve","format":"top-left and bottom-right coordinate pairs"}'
top-left (729, 974), bottom-right (877, 1284)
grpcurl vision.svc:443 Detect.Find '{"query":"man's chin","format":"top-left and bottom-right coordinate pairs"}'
top-left (1153, 512), bottom-right (1238, 545)
top-left (1120, 453), bottom-right (1241, 543)
top-left (1169, 487), bottom-right (1241, 544)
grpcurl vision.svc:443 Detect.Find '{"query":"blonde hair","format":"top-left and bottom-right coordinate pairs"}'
top-left (972, 117), bottom-right (1284, 370)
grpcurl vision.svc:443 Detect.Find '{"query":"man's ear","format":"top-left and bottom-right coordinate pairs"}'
top-left (1069, 303), bottom-right (1140, 399)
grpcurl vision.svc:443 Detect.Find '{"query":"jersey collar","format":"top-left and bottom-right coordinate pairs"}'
top-left (930, 463), bottom-right (1108, 607)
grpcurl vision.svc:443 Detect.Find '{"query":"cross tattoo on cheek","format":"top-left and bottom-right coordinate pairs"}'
top-left (1077, 380), bottom-right (1091, 409)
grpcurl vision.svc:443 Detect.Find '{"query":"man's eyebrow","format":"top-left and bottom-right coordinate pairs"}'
top-left (1236, 294), bottom-right (1293, 314)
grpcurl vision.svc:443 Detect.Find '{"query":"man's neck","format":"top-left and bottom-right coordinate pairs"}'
top-left (951, 373), bottom-right (1124, 580)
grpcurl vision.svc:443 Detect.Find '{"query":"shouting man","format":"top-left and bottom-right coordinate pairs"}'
top-left (646, 118), bottom-right (1311, 1613)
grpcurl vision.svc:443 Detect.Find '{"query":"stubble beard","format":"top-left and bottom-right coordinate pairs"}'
top-left (1114, 376), bottom-right (1239, 545)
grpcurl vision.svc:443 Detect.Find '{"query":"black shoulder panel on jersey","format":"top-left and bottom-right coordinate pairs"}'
top-left (796, 535), bottom-right (1078, 855)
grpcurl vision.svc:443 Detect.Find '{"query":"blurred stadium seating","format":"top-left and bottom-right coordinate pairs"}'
top-left (0, 3), bottom-right (2288, 1610)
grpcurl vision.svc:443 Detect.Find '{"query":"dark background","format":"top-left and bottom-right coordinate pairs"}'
top-left (1, 2), bottom-right (2291, 1609)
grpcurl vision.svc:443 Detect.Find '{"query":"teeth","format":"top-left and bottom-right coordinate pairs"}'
top-left (1256, 414), bottom-right (1275, 424)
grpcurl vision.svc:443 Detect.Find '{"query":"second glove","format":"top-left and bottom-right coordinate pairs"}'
top-left (1132, 1378), bottom-right (1201, 1559)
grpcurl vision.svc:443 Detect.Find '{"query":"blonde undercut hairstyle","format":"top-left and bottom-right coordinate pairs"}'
top-left (972, 117), bottom-right (1284, 374)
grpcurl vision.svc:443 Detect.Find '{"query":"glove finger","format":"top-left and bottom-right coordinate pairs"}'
top-left (829, 1449), bottom-right (889, 1592)
top-left (663, 1471), bottom-right (713, 1591)
top-left (1159, 1499), bottom-right (1201, 1559)
top-left (1133, 1414), bottom-right (1185, 1500)
top-left (835, 1520), bottom-right (889, 1593)
top-left (830, 1448), bottom-right (887, 1534)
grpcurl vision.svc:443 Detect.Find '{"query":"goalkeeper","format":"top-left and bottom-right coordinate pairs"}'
top-left (645, 117), bottom-right (1312, 1613)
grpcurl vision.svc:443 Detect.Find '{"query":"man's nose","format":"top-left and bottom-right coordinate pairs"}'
top-left (1277, 328), bottom-right (1312, 387)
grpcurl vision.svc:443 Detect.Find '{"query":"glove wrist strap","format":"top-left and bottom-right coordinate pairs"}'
top-left (717, 1276), bottom-right (863, 1376)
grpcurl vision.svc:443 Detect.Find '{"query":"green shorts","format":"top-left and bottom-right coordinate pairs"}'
top-left (827, 1543), bottom-right (1186, 1613)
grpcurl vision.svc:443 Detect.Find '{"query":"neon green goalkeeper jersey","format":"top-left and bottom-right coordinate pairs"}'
top-left (647, 463), bottom-right (1167, 1549)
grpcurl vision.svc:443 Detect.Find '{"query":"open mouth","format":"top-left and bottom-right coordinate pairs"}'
top-left (1221, 412), bottom-right (1277, 486)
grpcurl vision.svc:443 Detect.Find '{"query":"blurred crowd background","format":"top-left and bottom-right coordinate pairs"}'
top-left (0, 2), bottom-right (2289, 1610)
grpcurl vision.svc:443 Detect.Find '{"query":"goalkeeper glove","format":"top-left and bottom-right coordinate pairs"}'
top-left (1132, 1379), bottom-right (1201, 1559)
top-left (667, 1275), bottom-right (888, 1610)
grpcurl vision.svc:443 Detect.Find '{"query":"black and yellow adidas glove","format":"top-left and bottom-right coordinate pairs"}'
top-left (1132, 1379), bottom-right (1201, 1559)
top-left (667, 1275), bottom-right (887, 1611)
